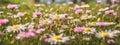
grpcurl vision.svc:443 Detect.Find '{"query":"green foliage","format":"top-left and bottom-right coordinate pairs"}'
top-left (0, 0), bottom-right (11, 5)
top-left (0, 0), bottom-right (34, 5)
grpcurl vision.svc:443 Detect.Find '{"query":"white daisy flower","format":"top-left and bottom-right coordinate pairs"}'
top-left (25, 22), bottom-right (35, 29)
top-left (61, 25), bottom-right (69, 29)
top-left (80, 4), bottom-right (90, 8)
top-left (72, 19), bottom-right (80, 22)
top-left (6, 24), bottom-right (26, 32)
top-left (67, 16), bottom-right (73, 19)
top-left (87, 22), bottom-right (98, 26)
top-left (83, 37), bottom-right (91, 41)
top-left (67, 2), bottom-right (73, 4)
top-left (0, 11), bottom-right (3, 15)
top-left (9, 12), bottom-right (25, 18)
top-left (39, 19), bottom-right (52, 25)
top-left (83, 27), bottom-right (96, 34)
top-left (74, 5), bottom-right (81, 9)
top-left (107, 22), bottom-right (116, 25)
top-left (59, 14), bottom-right (67, 19)
top-left (96, 30), bottom-right (114, 38)
top-left (46, 33), bottom-right (70, 44)
top-left (80, 14), bottom-right (96, 20)
top-left (87, 22), bottom-right (115, 26)
top-left (99, 7), bottom-right (109, 11)
top-left (50, 14), bottom-right (66, 20)
top-left (111, 30), bottom-right (120, 36)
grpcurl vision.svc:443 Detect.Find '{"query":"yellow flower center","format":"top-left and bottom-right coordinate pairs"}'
top-left (53, 35), bottom-right (62, 41)
top-left (24, 12), bottom-right (27, 14)
top-left (101, 32), bottom-right (109, 38)
top-left (54, 15), bottom-right (59, 19)
top-left (99, 8), bottom-right (104, 11)
top-left (82, 4), bottom-right (90, 7)
top-left (97, 18), bottom-right (101, 21)
top-left (12, 25), bottom-right (20, 29)
top-left (107, 22), bottom-right (113, 25)
top-left (74, 19), bottom-right (79, 21)
top-left (85, 27), bottom-right (91, 32)
top-left (24, 17), bottom-right (28, 20)
top-left (43, 20), bottom-right (48, 24)
top-left (83, 15), bottom-right (88, 19)
top-left (45, 14), bottom-right (49, 17)
top-left (91, 22), bottom-right (96, 25)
